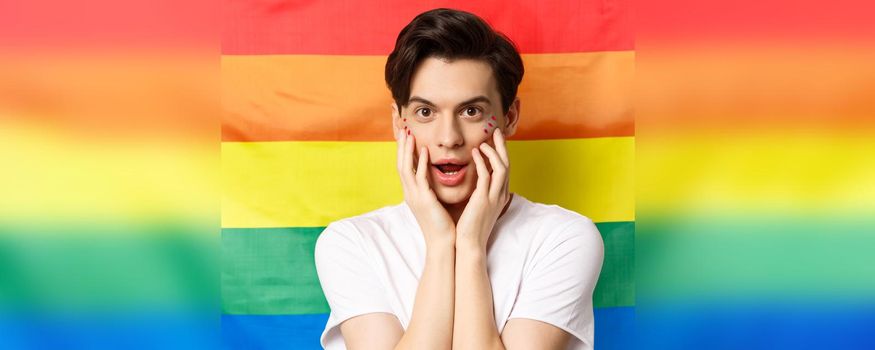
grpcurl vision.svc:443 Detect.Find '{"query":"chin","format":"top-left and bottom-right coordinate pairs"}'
top-left (433, 182), bottom-right (474, 205)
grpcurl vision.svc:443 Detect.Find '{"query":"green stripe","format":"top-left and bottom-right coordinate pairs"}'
top-left (222, 227), bottom-right (328, 315)
top-left (594, 221), bottom-right (635, 308)
top-left (0, 222), bottom-right (216, 311)
top-left (222, 221), bottom-right (634, 315)
top-left (638, 215), bottom-right (875, 301)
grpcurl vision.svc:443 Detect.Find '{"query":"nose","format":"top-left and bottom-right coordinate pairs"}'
top-left (436, 113), bottom-right (464, 149)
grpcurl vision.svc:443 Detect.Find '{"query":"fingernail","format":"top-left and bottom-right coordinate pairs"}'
top-left (407, 130), bottom-right (410, 135)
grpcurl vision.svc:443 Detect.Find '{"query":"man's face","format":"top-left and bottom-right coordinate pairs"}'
top-left (393, 57), bottom-right (515, 206)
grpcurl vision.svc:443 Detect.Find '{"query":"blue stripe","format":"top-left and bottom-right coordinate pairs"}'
top-left (636, 301), bottom-right (875, 349)
top-left (0, 312), bottom-right (216, 350)
top-left (221, 307), bottom-right (635, 349)
top-left (595, 306), bottom-right (636, 350)
top-left (222, 313), bottom-right (329, 350)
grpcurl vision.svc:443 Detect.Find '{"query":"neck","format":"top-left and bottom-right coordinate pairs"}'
top-left (443, 193), bottom-right (515, 226)
top-left (444, 201), bottom-right (467, 225)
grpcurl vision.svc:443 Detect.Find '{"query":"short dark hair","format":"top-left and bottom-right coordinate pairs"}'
top-left (385, 8), bottom-right (524, 114)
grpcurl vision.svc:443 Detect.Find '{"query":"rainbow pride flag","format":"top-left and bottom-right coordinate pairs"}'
top-left (3, 0), bottom-right (872, 348)
top-left (221, 1), bottom-right (635, 348)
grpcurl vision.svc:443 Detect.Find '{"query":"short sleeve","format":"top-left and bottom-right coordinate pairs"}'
top-left (314, 221), bottom-right (394, 348)
top-left (507, 217), bottom-right (605, 348)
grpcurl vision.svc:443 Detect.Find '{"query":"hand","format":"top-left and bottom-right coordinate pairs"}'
top-left (396, 129), bottom-right (456, 247)
top-left (456, 128), bottom-right (511, 252)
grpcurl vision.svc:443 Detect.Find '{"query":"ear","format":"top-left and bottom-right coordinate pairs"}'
top-left (503, 97), bottom-right (521, 138)
top-left (391, 102), bottom-right (401, 140)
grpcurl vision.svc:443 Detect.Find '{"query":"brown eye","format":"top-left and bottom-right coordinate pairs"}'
top-left (417, 108), bottom-right (431, 117)
top-left (464, 107), bottom-right (480, 117)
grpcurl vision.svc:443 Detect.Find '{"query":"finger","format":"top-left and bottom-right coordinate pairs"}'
top-left (503, 163), bottom-right (510, 196)
top-left (494, 128), bottom-right (510, 167)
top-left (471, 147), bottom-right (490, 195)
top-left (401, 132), bottom-right (417, 191)
top-left (396, 129), bottom-right (404, 173)
top-left (396, 131), bottom-right (413, 195)
top-left (493, 129), bottom-right (511, 201)
top-left (416, 146), bottom-right (429, 187)
top-left (479, 143), bottom-right (507, 200)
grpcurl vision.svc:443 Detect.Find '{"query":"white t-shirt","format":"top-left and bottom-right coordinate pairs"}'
top-left (314, 193), bottom-right (604, 349)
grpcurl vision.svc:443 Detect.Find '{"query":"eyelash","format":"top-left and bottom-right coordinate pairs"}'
top-left (461, 106), bottom-right (483, 118)
top-left (414, 107), bottom-right (432, 118)
top-left (414, 106), bottom-right (483, 119)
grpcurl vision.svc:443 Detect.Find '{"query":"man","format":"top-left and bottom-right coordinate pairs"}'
top-left (315, 8), bottom-right (604, 350)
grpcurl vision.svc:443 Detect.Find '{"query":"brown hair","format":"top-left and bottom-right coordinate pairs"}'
top-left (385, 8), bottom-right (524, 114)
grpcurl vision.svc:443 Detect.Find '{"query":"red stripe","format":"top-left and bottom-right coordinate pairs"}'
top-left (637, 0), bottom-right (875, 43)
top-left (222, 0), bottom-right (633, 55)
top-left (0, 0), bottom-right (213, 50)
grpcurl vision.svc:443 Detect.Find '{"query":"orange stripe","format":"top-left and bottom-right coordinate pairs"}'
top-left (222, 52), bottom-right (634, 141)
top-left (638, 45), bottom-right (875, 132)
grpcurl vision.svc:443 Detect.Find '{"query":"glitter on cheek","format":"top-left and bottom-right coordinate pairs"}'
top-left (483, 115), bottom-right (498, 134)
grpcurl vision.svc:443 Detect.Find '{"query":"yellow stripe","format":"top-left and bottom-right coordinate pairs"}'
top-left (0, 121), bottom-right (217, 224)
top-left (638, 132), bottom-right (875, 216)
top-left (222, 137), bottom-right (634, 228)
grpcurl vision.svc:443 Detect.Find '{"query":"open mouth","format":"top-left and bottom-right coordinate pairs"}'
top-left (431, 161), bottom-right (469, 186)
top-left (434, 163), bottom-right (465, 175)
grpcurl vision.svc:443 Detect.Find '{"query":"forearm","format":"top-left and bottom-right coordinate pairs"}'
top-left (452, 242), bottom-right (505, 350)
top-left (395, 239), bottom-right (455, 350)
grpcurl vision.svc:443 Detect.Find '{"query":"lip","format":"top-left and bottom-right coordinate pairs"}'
top-left (432, 163), bottom-right (468, 186)
top-left (434, 158), bottom-right (467, 165)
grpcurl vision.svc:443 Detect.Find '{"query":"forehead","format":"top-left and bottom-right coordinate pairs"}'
top-left (409, 57), bottom-right (498, 104)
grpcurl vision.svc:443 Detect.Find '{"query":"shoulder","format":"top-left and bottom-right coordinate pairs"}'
top-left (512, 200), bottom-right (605, 272)
top-left (315, 203), bottom-right (407, 258)
top-left (522, 200), bottom-right (604, 250)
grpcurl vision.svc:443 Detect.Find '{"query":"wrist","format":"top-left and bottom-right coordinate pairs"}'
top-left (455, 238), bottom-right (487, 258)
top-left (425, 241), bottom-right (455, 267)
top-left (425, 235), bottom-right (456, 254)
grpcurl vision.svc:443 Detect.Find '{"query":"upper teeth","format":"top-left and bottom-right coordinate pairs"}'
top-left (438, 164), bottom-right (461, 175)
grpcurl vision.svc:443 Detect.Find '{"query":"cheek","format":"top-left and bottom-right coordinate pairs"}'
top-left (481, 115), bottom-right (499, 134)
top-left (473, 125), bottom-right (497, 144)
top-left (401, 117), bottom-right (410, 135)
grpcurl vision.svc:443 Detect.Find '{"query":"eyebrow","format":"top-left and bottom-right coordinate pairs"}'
top-left (407, 95), bottom-right (492, 109)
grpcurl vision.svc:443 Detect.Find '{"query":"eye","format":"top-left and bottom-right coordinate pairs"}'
top-left (462, 106), bottom-right (482, 118)
top-left (415, 107), bottom-right (432, 118)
